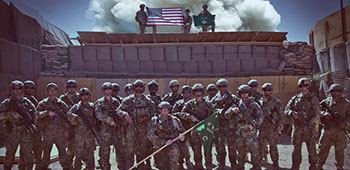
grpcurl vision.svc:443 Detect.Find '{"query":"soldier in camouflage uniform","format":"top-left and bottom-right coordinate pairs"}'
top-left (211, 79), bottom-right (239, 168)
top-left (147, 80), bottom-right (162, 107)
top-left (124, 83), bottom-right (134, 97)
top-left (18, 80), bottom-right (42, 169)
top-left (171, 85), bottom-right (193, 169)
top-left (37, 83), bottom-right (71, 169)
top-left (0, 80), bottom-right (36, 170)
top-left (198, 4), bottom-right (215, 32)
top-left (67, 88), bottom-right (97, 170)
top-left (148, 101), bottom-right (186, 170)
top-left (112, 83), bottom-right (123, 103)
top-left (135, 4), bottom-right (148, 34)
top-left (182, 9), bottom-right (192, 33)
top-left (60, 79), bottom-right (80, 168)
top-left (258, 83), bottom-right (285, 170)
top-left (248, 79), bottom-right (263, 103)
top-left (180, 83), bottom-right (216, 169)
top-left (95, 82), bottom-right (130, 170)
top-left (285, 78), bottom-right (320, 170)
top-left (226, 84), bottom-right (264, 170)
top-left (118, 80), bottom-right (156, 169)
top-left (112, 83), bottom-right (128, 170)
top-left (163, 80), bottom-right (183, 106)
top-left (318, 84), bottom-right (350, 170)
top-left (204, 84), bottom-right (217, 102)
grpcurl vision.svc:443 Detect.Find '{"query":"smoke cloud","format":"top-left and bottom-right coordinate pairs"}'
top-left (88, 0), bottom-right (281, 33)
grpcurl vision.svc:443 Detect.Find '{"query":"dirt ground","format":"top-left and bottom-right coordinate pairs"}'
top-left (1, 132), bottom-right (349, 170)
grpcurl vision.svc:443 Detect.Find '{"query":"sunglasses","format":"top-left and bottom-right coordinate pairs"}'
top-left (80, 93), bottom-right (90, 96)
top-left (263, 89), bottom-right (272, 92)
top-left (12, 87), bottom-right (22, 90)
top-left (240, 91), bottom-right (249, 94)
top-left (25, 87), bottom-right (35, 89)
top-left (103, 87), bottom-right (112, 90)
top-left (208, 89), bottom-right (217, 92)
top-left (170, 85), bottom-right (179, 88)
top-left (134, 85), bottom-right (144, 88)
top-left (67, 86), bottom-right (77, 88)
top-left (112, 90), bottom-right (119, 92)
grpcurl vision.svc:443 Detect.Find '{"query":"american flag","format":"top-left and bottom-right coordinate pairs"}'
top-left (146, 7), bottom-right (184, 26)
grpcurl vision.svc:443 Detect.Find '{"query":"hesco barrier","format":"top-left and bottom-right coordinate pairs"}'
top-left (36, 75), bottom-right (305, 102)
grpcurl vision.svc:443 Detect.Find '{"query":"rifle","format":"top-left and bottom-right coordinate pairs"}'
top-left (238, 102), bottom-right (259, 129)
top-left (321, 102), bottom-right (350, 140)
top-left (260, 104), bottom-right (279, 132)
top-left (160, 119), bottom-right (193, 168)
top-left (42, 104), bottom-right (73, 130)
top-left (8, 99), bottom-right (37, 133)
top-left (292, 105), bottom-right (317, 139)
top-left (76, 105), bottom-right (102, 145)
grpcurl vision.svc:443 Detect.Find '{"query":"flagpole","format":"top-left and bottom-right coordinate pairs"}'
top-left (127, 114), bottom-right (216, 170)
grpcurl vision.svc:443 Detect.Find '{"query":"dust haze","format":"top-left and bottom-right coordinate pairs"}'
top-left (88, 0), bottom-right (281, 33)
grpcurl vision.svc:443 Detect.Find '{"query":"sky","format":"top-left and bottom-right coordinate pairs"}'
top-left (3, 0), bottom-right (350, 42)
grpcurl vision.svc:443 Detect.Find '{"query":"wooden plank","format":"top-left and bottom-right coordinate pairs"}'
top-left (280, 75), bottom-right (305, 94)
top-left (36, 77), bottom-right (67, 101)
top-left (186, 78), bottom-right (219, 90)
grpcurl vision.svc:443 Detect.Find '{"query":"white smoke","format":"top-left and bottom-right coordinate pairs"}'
top-left (88, 0), bottom-right (281, 33)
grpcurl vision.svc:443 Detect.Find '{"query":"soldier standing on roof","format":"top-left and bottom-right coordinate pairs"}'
top-left (183, 9), bottom-right (192, 33)
top-left (198, 4), bottom-right (215, 32)
top-left (135, 4), bottom-right (148, 34)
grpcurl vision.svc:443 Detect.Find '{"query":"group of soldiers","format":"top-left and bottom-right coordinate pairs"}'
top-left (0, 77), bottom-right (349, 170)
top-left (135, 4), bottom-right (215, 34)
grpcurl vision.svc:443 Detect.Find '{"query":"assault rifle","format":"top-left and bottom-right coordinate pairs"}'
top-left (9, 99), bottom-right (37, 133)
top-left (321, 102), bottom-right (350, 140)
top-left (239, 102), bottom-right (259, 129)
top-left (76, 106), bottom-right (102, 145)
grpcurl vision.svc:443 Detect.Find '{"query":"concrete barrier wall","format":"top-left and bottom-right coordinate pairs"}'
top-left (66, 44), bottom-right (282, 78)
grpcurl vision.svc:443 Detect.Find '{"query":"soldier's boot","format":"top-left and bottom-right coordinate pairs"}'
top-left (272, 161), bottom-right (279, 170)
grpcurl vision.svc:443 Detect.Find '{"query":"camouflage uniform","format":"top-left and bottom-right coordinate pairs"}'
top-left (60, 92), bottom-right (80, 167)
top-left (318, 85), bottom-right (350, 170)
top-left (258, 95), bottom-right (285, 168)
top-left (0, 94), bottom-right (36, 170)
top-left (37, 97), bottom-right (71, 169)
top-left (147, 94), bottom-right (162, 107)
top-left (135, 4), bottom-right (148, 34)
top-left (118, 93), bottom-right (156, 169)
top-left (67, 101), bottom-right (96, 170)
top-left (227, 97), bottom-right (264, 170)
top-left (181, 96), bottom-right (216, 168)
top-left (285, 92), bottom-right (320, 170)
top-left (171, 91), bottom-right (193, 168)
top-left (183, 9), bottom-right (192, 33)
top-left (148, 114), bottom-right (185, 170)
top-left (162, 92), bottom-right (183, 106)
top-left (211, 90), bottom-right (240, 167)
top-left (18, 94), bottom-right (42, 169)
top-left (95, 96), bottom-right (122, 170)
top-left (198, 5), bottom-right (215, 32)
